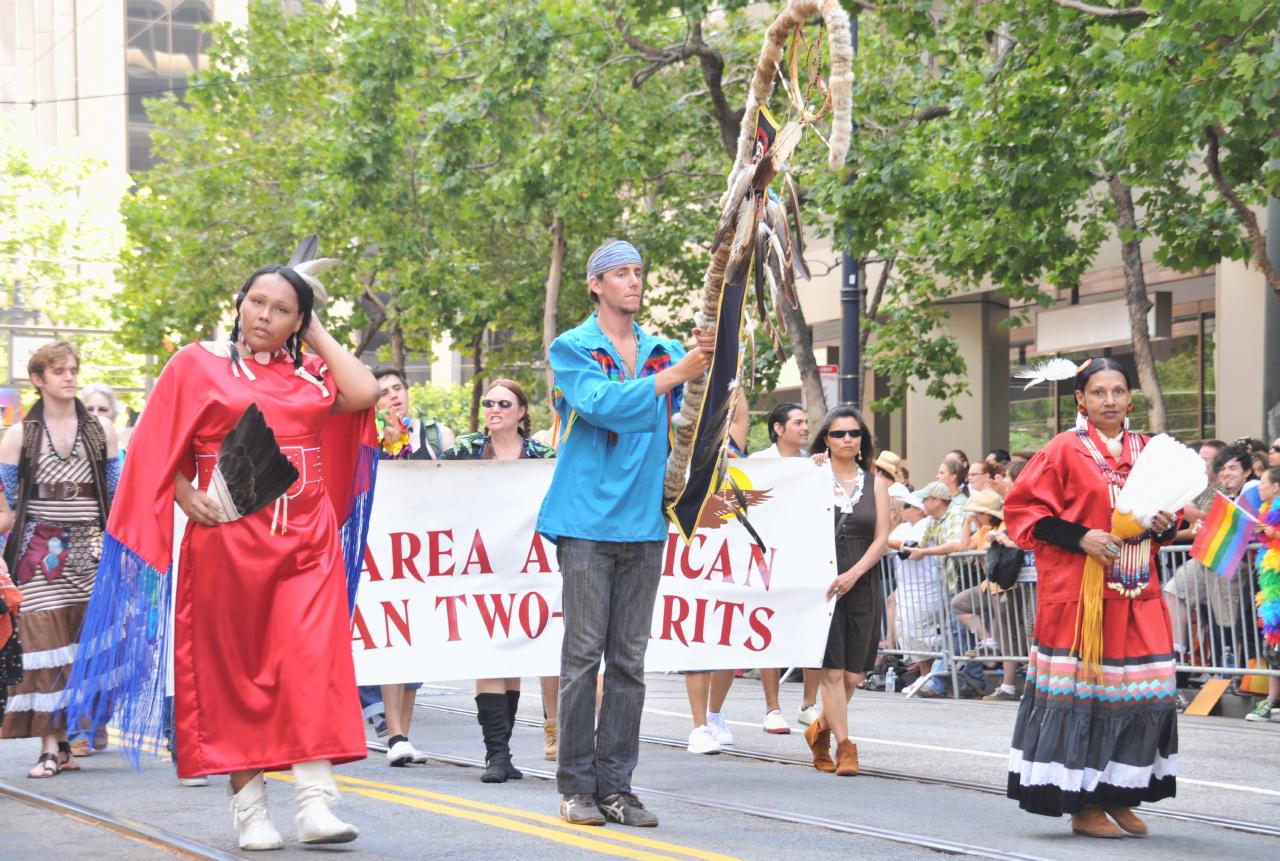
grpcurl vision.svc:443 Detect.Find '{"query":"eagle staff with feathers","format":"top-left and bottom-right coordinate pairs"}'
top-left (62, 239), bottom-right (382, 851)
top-left (664, 0), bottom-right (853, 542)
top-left (1002, 357), bottom-right (1203, 837)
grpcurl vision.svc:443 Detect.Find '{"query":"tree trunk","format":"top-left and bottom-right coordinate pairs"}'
top-left (468, 328), bottom-right (485, 433)
top-left (1106, 174), bottom-right (1168, 433)
top-left (388, 319), bottom-right (406, 373)
top-left (778, 299), bottom-right (827, 426)
top-left (542, 216), bottom-right (567, 403)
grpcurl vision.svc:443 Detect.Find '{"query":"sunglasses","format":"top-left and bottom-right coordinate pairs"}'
top-left (481, 399), bottom-right (516, 409)
top-left (826, 429), bottom-right (863, 439)
top-left (1272, 444), bottom-right (1280, 454)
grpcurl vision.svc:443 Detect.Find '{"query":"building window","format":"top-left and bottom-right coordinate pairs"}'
top-left (126, 1), bottom-right (213, 173)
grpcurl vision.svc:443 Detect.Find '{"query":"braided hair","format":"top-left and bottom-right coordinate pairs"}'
top-left (228, 264), bottom-right (314, 370)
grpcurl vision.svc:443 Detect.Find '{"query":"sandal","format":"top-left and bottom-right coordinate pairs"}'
top-left (69, 739), bottom-right (93, 757)
top-left (27, 752), bottom-right (60, 779)
top-left (93, 726), bottom-right (109, 751)
top-left (56, 741), bottom-right (81, 771)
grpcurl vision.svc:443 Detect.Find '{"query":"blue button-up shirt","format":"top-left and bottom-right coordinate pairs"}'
top-left (536, 313), bottom-right (684, 543)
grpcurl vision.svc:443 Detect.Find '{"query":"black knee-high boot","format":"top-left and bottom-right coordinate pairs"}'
top-left (504, 690), bottom-right (523, 780)
top-left (476, 694), bottom-right (513, 783)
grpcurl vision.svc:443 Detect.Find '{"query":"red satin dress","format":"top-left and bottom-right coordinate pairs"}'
top-left (134, 344), bottom-right (366, 777)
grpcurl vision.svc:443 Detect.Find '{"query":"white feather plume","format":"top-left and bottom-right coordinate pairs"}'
top-left (293, 257), bottom-right (339, 306)
top-left (1014, 358), bottom-right (1079, 390)
top-left (1115, 433), bottom-right (1208, 528)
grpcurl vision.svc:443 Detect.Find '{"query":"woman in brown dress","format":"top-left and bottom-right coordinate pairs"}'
top-left (803, 405), bottom-right (890, 776)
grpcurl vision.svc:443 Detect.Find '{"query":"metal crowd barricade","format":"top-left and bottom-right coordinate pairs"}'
top-left (871, 543), bottom-right (1276, 699)
top-left (876, 549), bottom-right (1039, 698)
top-left (1158, 543), bottom-right (1277, 680)
top-left (874, 552), bottom-right (960, 695)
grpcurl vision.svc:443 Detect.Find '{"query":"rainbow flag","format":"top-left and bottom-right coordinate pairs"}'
top-left (1191, 493), bottom-right (1258, 578)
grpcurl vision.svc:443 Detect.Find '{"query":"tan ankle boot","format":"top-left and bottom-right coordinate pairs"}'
top-left (1070, 804), bottom-right (1125, 838)
top-left (543, 719), bottom-right (558, 761)
top-left (1105, 807), bottom-right (1148, 836)
top-left (804, 715), bottom-right (834, 773)
top-left (834, 739), bottom-right (859, 776)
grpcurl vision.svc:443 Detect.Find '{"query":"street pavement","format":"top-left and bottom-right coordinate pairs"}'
top-left (1, 674), bottom-right (1276, 860)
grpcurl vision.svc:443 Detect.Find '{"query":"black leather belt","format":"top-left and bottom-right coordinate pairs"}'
top-left (33, 481), bottom-right (96, 501)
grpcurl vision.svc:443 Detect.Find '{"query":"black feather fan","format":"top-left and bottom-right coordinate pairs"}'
top-left (216, 404), bottom-right (298, 517)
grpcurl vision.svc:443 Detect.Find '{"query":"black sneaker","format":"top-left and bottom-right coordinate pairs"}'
top-left (560, 793), bottom-right (605, 826)
top-left (597, 792), bottom-right (658, 827)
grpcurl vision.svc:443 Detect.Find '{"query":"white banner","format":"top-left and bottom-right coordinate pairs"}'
top-left (352, 459), bottom-right (836, 685)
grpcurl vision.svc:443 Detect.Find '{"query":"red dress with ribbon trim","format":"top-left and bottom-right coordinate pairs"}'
top-left (62, 343), bottom-right (377, 777)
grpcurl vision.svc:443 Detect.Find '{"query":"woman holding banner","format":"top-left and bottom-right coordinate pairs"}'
top-left (62, 258), bottom-right (379, 850)
top-left (803, 405), bottom-right (891, 778)
top-left (1003, 357), bottom-right (1179, 839)
top-left (444, 378), bottom-right (555, 782)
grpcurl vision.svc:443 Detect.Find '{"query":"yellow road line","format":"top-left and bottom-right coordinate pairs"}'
top-left (110, 729), bottom-right (740, 860)
top-left (269, 772), bottom-right (695, 861)
top-left (326, 773), bottom-right (741, 861)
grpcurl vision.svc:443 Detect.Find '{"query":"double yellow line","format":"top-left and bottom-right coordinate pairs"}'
top-left (106, 730), bottom-right (737, 859)
top-left (269, 771), bottom-right (742, 861)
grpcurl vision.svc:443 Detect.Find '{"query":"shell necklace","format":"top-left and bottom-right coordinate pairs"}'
top-left (832, 462), bottom-right (865, 514)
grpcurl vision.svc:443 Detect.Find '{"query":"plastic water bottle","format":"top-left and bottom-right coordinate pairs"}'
top-left (885, 665), bottom-right (897, 694)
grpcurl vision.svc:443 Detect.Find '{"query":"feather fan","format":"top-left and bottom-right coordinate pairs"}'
top-left (1115, 433), bottom-right (1208, 528)
top-left (206, 404), bottom-right (300, 522)
top-left (1014, 357), bottom-right (1079, 390)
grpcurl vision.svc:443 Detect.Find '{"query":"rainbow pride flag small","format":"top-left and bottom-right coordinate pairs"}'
top-left (1191, 493), bottom-right (1258, 578)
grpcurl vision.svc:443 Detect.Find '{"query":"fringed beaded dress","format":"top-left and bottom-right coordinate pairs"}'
top-left (1002, 423), bottom-right (1178, 816)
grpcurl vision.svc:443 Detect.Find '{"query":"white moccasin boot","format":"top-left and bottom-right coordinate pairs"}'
top-left (228, 772), bottom-right (284, 851)
top-left (292, 760), bottom-right (359, 844)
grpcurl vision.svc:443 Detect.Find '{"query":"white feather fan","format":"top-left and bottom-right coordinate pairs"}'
top-left (1014, 357), bottom-right (1079, 390)
top-left (1115, 433), bottom-right (1208, 527)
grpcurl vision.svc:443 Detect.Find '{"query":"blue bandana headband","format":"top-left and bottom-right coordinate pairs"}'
top-left (587, 240), bottom-right (642, 280)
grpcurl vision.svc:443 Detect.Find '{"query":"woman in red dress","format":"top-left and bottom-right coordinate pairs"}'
top-left (65, 262), bottom-right (379, 850)
top-left (1003, 358), bottom-right (1178, 839)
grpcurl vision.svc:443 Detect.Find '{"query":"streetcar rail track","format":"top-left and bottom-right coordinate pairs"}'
top-left (0, 777), bottom-right (237, 860)
top-left (367, 738), bottom-right (1055, 861)
top-left (411, 700), bottom-right (1280, 840)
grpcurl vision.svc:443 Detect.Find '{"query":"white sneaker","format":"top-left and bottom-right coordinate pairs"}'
top-left (179, 776), bottom-right (209, 787)
top-left (762, 709), bottom-right (791, 734)
top-left (902, 675), bottom-right (928, 697)
top-left (707, 712), bottom-right (735, 746)
top-left (386, 740), bottom-right (415, 767)
top-left (796, 704), bottom-right (820, 726)
top-left (406, 742), bottom-right (429, 764)
top-left (686, 725), bottom-right (721, 754)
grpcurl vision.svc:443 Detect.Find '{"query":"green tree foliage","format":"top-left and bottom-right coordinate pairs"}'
top-left (0, 124), bottom-right (138, 401)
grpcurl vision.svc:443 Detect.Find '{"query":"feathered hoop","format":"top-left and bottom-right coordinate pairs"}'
top-left (664, 0), bottom-right (854, 539)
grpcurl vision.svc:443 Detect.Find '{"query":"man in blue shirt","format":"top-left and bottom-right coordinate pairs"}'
top-left (538, 239), bottom-right (712, 828)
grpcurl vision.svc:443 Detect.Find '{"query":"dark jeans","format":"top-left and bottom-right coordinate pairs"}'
top-left (555, 537), bottom-right (664, 797)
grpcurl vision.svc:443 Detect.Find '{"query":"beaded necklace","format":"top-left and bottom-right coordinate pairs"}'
top-left (1074, 425), bottom-right (1149, 596)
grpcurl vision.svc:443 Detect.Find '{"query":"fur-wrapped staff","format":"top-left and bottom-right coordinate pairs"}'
top-left (664, 0), bottom-right (854, 542)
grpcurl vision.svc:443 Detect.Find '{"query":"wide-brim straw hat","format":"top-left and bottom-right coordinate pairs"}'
top-left (875, 450), bottom-right (904, 480)
top-left (963, 488), bottom-right (1004, 518)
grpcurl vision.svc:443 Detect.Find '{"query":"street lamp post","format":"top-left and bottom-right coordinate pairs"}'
top-left (838, 14), bottom-right (860, 408)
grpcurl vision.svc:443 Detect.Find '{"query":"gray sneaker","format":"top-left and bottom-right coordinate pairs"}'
top-left (597, 792), bottom-right (658, 827)
top-left (560, 794), bottom-right (605, 826)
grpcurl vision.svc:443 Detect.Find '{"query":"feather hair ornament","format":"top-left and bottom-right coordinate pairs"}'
top-left (1014, 357), bottom-right (1079, 390)
top-left (205, 404), bottom-right (299, 523)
